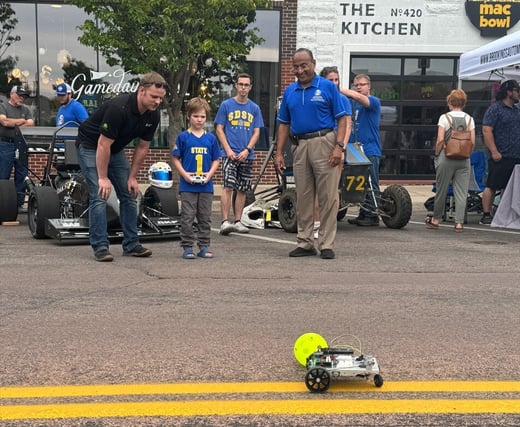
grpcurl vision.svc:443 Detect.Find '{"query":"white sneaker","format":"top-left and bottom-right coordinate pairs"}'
top-left (219, 220), bottom-right (234, 235)
top-left (233, 221), bottom-right (250, 234)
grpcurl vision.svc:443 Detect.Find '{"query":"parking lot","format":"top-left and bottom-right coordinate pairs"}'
top-left (1, 187), bottom-right (519, 425)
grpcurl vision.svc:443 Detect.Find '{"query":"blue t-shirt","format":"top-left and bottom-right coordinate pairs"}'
top-left (214, 97), bottom-right (264, 159)
top-left (339, 94), bottom-right (352, 131)
top-left (482, 101), bottom-right (520, 159)
top-left (56, 99), bottom-right (89, 127)
top-left (277, 75), bottom-right (347, 135)
top-left (172, 129), bottom-right (221, 193)
top-left (349, 95), bottom-right (382, 157)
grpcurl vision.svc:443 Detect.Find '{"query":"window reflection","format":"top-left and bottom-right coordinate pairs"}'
top-left (404, 58), bottom-right (455, 76)
top-left (351, 57), bottom-right (401, 76)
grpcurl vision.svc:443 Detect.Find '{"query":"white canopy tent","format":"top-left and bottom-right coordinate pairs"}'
top-left (459, 30), bottom-right (520, 80)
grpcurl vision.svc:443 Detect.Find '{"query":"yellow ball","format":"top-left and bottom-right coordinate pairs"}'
top-left (293, 332), bottom-right (328, 366)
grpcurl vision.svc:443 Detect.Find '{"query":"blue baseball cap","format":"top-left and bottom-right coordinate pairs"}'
top-left (56, 83), bottom-right (72, 95)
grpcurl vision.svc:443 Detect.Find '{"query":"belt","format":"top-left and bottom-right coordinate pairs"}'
top-left (0, 137), bottom-right (15, 143)
top-left (292, 128), bottom-right (333, 141)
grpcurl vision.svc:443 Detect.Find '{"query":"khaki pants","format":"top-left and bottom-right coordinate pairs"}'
top-left (292, 131), bottom-right (340, 250)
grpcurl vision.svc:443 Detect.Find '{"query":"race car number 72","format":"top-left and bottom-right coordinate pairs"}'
top-left (344, 175), bottom-right (366, 192)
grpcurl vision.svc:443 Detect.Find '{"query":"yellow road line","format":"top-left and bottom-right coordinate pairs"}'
top-left (1, 399), bottom-right (520, 419)
top-left (1, 381), bottom-right (520, 399)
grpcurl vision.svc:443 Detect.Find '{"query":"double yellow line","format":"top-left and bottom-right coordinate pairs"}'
top-left (1, 381), bottom-right (520, 419)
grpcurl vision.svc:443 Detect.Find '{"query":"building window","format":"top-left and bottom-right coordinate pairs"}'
top-left (2, 2), bottom-right (280, 151)
top-left (350, 55), bottom-right (459, 180)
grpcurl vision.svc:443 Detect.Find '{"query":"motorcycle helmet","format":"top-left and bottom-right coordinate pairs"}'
top-left (240, 199), bottom-right (267, 229)
top-left (148, 162), bottom-right (173, 189)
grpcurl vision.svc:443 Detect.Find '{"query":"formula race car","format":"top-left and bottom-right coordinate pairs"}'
top-left (0, 125), bottom-right (180, 241)
top-left (240, 140), bottom-right (412, 233)
top-left (293, 332), bottom-right (383, 393)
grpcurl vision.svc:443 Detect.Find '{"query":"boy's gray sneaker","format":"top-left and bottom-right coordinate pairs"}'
top-left (95, 249), bottom-right (114, 262)
top-left (219, 220), bottom-right (234, 235)
top-left (233, 221), bottom-right (250, 234)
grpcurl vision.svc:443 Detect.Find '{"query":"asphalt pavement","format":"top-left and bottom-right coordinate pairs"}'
top-left (1, 185), bottom-right (519, 425)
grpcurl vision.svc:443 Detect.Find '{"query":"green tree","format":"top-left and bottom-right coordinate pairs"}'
top-left (0, 1), bottom-right (21, 94)
top-left (66, 0), bottom-right (270, 146)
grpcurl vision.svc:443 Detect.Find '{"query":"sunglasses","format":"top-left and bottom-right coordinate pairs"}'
top-left (143, 82), bottom-right (169, 90)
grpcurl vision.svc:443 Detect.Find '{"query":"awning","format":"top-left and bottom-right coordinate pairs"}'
top-left (459, 30), bottom-right (520, 80)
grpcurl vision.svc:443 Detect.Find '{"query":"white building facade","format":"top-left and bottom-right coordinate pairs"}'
top-left (283, 0), bottom-right (520, 180)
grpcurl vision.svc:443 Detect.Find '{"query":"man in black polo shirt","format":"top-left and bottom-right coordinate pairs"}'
top-left (76, 71), bottom-right (167, 262)
top-left (0, 86), bottom-right (34, 209)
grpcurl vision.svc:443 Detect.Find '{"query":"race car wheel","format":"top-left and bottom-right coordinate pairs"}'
top-left (380, 184), bottom-right (412, 229)
top-left (305, 367), bottom-right (331, 393)
top-left (0, 179), bottom-right (18, 223)
top-left (28, 186), bottom-right (60, 239)
top-left (278, 187), bottom-right (297, 233)
top-left (143, 186), bottom-right (179, 217)
top-left (374, 374), bottom-right (384, 388)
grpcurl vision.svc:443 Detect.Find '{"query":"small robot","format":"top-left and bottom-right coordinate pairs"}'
top-left (293, 332), bottom-right (383, 393)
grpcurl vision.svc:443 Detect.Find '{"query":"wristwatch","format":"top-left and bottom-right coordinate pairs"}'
top-left (245, 147), bottom-right (252, 153)
top-left (335, 141), bottom-right (345, 152)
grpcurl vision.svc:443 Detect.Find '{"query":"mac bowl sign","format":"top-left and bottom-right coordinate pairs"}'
top-left (466, 0), bottom-right (520, 37)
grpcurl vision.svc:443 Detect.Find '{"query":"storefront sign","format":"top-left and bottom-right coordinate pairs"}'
top-left (465, 0), bottom-right (520, 37)
top-left (339, 2), bottom-right (423, 36)
top-left (70, 68), bottom-right (138, 99)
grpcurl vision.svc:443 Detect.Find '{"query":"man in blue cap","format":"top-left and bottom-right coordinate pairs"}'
top-left (55, 83), bottom-right (88, 127)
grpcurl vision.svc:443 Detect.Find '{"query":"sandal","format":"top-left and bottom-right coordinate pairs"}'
top-left (182, 248), bottom-right (196, 259)
top-left (197, 247), bottom-right (214, 258)
top-left (425, 216), bottom-right (439, 230)
top-left (454, 224), bottom-right (464, 233)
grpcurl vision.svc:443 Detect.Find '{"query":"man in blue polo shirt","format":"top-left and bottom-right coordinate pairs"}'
top-left (275, 48), bottom-right (348, 260)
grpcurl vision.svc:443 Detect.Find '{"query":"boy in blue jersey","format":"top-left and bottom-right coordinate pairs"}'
top-left (172, 97), bottom-right (221, 259)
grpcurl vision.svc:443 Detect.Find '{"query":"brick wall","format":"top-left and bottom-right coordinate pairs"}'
top-left (280, 0), bottom-right (298, 94)
top-left (26, 149), bottom-right (279, 186)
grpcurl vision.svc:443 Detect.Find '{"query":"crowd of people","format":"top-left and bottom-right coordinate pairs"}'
top-left (2, 49), bottom-right (519, 261)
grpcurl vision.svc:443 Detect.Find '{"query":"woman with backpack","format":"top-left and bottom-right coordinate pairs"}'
top-left (426, 89), bottom-right (475, 232)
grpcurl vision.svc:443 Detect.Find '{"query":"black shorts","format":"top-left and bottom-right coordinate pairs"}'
top-left (486, 157), bottom-right (520, 191)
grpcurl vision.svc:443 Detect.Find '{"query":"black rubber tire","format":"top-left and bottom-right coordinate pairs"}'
top-left (278, 187), bottom-right (297, 233)
top-left (28, 186), bottom-right (60, 239)
top-left (0, 180), bottom-right (18, 222)
top-left (380, 184), bottom-right (412, 229)
top-left (142, 186), bottom-right (179, 217)
top-left (305, 367), bottom-right (331, 393)
top-left (374, 374), bottom-right (384, 388)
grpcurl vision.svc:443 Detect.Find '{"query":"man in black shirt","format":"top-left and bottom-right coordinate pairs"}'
top-left (76, 71), bottom-right (167, 262)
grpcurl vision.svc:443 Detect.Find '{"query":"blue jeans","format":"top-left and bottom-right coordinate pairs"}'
top-left (0, 141), bottom-right (28, 206)
top-left (360, 155), bottom-right (380, 219)
top-left (77, 145), bottom-right (140, 254)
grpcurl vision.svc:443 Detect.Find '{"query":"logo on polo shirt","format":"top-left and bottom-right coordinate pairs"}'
top-left (311, 89), bottom-right (325, 103)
